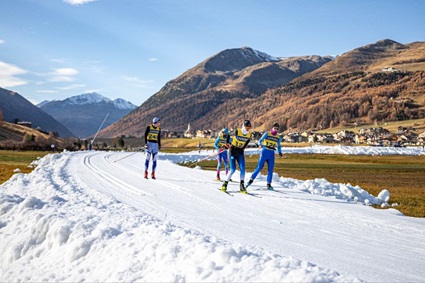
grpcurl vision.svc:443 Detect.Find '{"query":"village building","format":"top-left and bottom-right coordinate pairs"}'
top-left (196, 130), bottom-right (212, 139)
top-left (183, 123), bottom-right (194, 138)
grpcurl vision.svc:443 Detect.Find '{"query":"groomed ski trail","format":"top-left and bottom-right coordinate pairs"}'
top-left (67, 150), bottom-right (425, 282)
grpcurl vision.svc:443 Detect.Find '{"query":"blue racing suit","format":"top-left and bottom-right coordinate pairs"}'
top-left (144, 124), bottom-right (161, 173)
top-left (250, 131), bottom-right (282, 184)
top-left (226, 128), bottom-right (250, 182)
top-left (214, 133), bottom-right (229, 178)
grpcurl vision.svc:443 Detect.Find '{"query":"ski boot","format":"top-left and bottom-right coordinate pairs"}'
top-left (240, 181), bottom-right (247, 194)
top-left (151, 171), bottom-right (156, 180)
top-left (221, 181), bottom-right (228, 192)
top-left (216, 173), bottom-right (221, 181)
top-left (144, 171), bottom-right (148, 179)
top-left (246, 179), bottom-right (253, 188)
top-left (267, 183), bottom-right (274, 190)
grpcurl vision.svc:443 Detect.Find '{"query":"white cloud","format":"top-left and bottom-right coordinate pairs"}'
top-left (35, 84), bottom-right (85, 94)
top-left (148, 58), bottom-right (159, 62)
top-left (36, 90), bottom-right (58, 94)
top-left (84, 88), bottom-right (102, 93)
top-left (122, 76), bottom-right (154, 88)
top-left (84, 62), bottom-right (104, 74)
top-left (50, 58), bottom-right (71, 64)
top-left (57, 84), bottom-right (86, 90)
top-left (0, 61), bottom-right (28, 87)
top-left (49, 68), bottom-right (79, 82)
top-left (63, 0), bottom-right (97, 5)
top-left (0, 39), bottom-right (5, 45)
top-left (56, 68), bottom-right (79, 76)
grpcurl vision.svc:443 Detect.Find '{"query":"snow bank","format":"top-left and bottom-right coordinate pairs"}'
top-left (0, 152), bottom-right (360, 282)
top-left (164, 146), bottom-right (402, 207)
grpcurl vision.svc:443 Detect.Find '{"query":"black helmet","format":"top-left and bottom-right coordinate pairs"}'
top-left (243, 120), bottom-right (251, 127)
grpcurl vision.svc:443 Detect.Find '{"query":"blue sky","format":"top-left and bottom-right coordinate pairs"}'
top-left (1, 0), bottom-right (424, 106)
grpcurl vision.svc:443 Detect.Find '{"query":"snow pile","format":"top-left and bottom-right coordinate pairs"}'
top-left (169, 146), bottom-right (425, 165)
top-left (284, 177), bottom-right (385, 205)
top-left (279, 145), bottom-right (425, 156)
top-left (164, 145), bottom-right (420, 207)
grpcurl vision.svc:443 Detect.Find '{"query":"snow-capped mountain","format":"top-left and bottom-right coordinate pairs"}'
top-left (63, 93), bottom-right (136, 110)
top-left (38, 93), bottom-right (137, 138)
top-left (66, 92), bottom-right (111, 105)
top-left (110, 98), bottom-right (137, 110)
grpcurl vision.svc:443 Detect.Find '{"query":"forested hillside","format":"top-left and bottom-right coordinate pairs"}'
top-left (98, 48), bottom-right (331, 137)
top-left (98, 40), bottom-right (425, 137)
top-left (246, 70), bottom-right (425, 131)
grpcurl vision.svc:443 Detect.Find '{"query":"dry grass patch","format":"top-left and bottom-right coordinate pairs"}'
top-left (196, 154), bottom-right (425, 218)
top-left (0, 150), bottom-right (49, 184)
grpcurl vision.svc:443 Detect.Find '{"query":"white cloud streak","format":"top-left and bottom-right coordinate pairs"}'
top-left (36, 90), bottom-right (58, 94)
top-left (122, 76), bottom-right (153, 88)
top-left (63, 0), bottom-right (97, 5)
top-left (57, 84), bottom-right (86, 90)
top-left (36, 84), bottom-right (85, 94)
top-left (49, 68), bottom-right (79, 82)
top-left (0, 61), bottom-right (28, 87)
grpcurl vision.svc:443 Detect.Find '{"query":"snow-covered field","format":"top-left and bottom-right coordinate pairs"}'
top-left (1, 146), bottom-right (424, 282)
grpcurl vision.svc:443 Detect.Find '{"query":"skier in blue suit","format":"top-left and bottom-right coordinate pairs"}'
top-left (246, 122), bottom-right (283, 190)
top-left (144, 117), bottom-right (161, 179)
top-left (214, 128), bottom-right (230, 181)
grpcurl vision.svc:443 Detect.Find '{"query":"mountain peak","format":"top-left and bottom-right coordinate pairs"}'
top-left (238, 46), bottom-right (280, 62)
top-left (357, 39), bottom-right (406, 52)
top-left (203, 47), bottom-right (280, 73)
top-left (65, 92), bottom-right (111, 105)
top-left (112, 98), bottom-right (137, 110)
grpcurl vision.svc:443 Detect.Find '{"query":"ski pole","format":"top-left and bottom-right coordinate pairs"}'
top-left (113, 149), bottom-right (144, 163)
top-left (249, 148), bottom-right (260, 157)
top-left (201, 149), bottom-right (225, 161)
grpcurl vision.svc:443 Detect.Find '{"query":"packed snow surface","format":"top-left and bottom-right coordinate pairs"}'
top-left (1, 146), bottom-right (424, 282)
